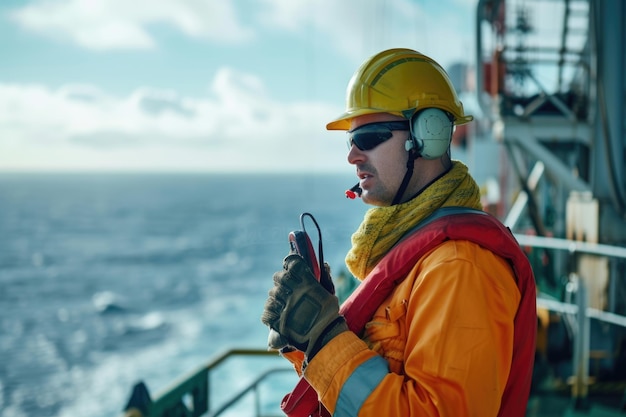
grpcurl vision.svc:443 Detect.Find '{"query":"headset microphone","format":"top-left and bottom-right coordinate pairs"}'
top-left (345, 183), bottom-right (362, 199)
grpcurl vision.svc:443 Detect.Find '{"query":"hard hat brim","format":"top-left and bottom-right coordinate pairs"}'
top-left (326, 109), bottom-right (473, 131)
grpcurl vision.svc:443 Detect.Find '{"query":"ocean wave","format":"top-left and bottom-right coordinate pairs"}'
top-left (92, 291), bottom-right (129, 314)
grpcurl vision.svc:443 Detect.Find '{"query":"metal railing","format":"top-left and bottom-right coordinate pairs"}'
top-left (121, 348), bottom-right (292, 417)
top-left (516, 233), bottom-right (626, 410)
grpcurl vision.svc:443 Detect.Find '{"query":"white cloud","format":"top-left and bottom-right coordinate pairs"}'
top-left (257, 0), bottom-right (476, 70)
top-left (10, 0), bottom-right (253, 50)
top-left (9, 0), bottom-right (477, 68)
top-left (0, 69), bottom-right (349, 173)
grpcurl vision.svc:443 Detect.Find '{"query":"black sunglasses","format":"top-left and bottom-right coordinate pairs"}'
top-left (347, 121), bottom-right (410, 151)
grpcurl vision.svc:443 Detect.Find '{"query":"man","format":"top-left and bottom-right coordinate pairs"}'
top-left (262, 48), bottom-right (536, 417)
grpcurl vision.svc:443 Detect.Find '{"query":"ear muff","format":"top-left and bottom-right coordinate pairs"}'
top-left (410, 108), bottom-right (453, 159)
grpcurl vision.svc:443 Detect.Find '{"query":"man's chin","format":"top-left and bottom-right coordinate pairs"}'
top-left (361, 192), bottom-right (389, 207)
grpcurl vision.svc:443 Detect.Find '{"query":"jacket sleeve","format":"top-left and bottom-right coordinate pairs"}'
top-left (304, 240), bottom-right (521, 417)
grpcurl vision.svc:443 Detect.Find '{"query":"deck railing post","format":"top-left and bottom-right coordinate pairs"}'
top-left (570, 273), bottom-right (590, 410)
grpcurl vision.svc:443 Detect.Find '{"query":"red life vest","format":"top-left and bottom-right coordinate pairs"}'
top-left (282, 208), bottom-right (537, 417)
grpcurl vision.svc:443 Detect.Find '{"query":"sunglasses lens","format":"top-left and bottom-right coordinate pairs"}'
top-left (348, 130), bottom-right (393, 151)
top-left (346, 121), bottom-right (410, 151)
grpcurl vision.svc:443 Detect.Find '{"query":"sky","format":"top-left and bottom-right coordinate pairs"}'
top-left (0, 0), bottom-right (480, 173)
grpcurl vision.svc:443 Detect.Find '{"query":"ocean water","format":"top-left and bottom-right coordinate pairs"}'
top-left (0, 172), bottom-right (366, 417)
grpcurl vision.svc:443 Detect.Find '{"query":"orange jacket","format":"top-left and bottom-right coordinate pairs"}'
top-left (283, 210), bottom-right (538, 417)
top-left (306, 240), bottom-right (521, 416)
top-left (281, 210), bottom-right (536, 417)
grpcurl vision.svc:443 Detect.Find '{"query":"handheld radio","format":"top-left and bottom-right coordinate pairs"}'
top-left (288, 213), bottom-right (335, 294)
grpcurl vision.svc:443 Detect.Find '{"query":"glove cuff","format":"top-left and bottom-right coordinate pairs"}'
top-left (305, 316), bottom-right (348, 361)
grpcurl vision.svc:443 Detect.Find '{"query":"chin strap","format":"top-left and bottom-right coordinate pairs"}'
top-left (391, 150), bottom-right (418, 206)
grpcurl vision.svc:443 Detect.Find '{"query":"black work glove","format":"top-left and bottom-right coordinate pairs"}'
top-left (261, 254), bottom-right (348, 361)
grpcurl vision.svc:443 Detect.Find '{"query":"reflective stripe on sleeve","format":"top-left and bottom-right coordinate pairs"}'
top-left (334, 356), bottom-right (389, 417)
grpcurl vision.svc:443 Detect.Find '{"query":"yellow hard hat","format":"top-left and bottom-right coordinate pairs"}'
top-left (327, 48), bottom-right (473, 130)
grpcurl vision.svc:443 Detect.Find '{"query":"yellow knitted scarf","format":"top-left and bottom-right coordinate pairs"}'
top-left (345, 160), bottom-right (483, 280)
